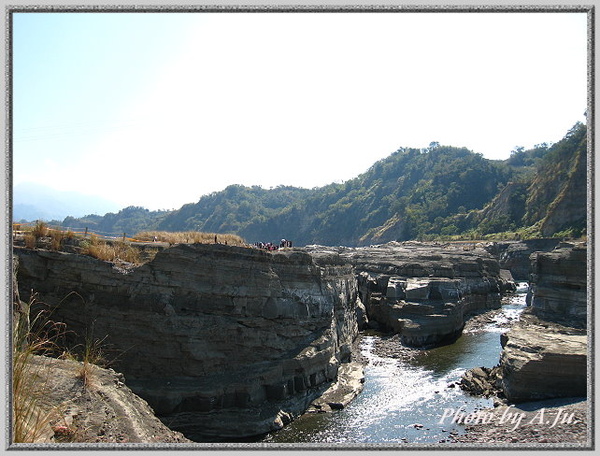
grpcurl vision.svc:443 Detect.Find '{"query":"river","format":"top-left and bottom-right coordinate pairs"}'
top-left (261, 283), bottom-right (529, 444)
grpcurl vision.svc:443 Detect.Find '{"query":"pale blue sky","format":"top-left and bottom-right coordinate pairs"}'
top-left (12, 11), bottom-right (588, 211)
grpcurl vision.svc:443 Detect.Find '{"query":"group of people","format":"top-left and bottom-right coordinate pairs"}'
top-left (254, 239), bottom-right (293, 251)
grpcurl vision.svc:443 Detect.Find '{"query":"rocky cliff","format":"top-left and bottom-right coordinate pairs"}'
top-left (14, 244), bottom-right (360, 441)
top-left (306, 242), bottom-right (512, 347)
top-left (526, 242), bottom-right (587, 327)
top-left (499, 242), bottom-right (588, 402)
top-left (484, 239), bottom-right (561, 281)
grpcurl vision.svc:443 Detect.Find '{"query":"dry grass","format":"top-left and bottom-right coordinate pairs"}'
top-left (49, 230), bottom-right (65, 251)
top-left (135, 230), bottom-right (246, 246)
top-left (80, 239), bottom-right (141, 265)
top-left (16, 224), bottom-right (247, 266)
top-left (31, 221), bottom-right (48, 238)
top-left (12, 287), bottom-right (110, 443)
top-left (12, 292), bottom-right (66, 443)
top-left (24, 234), bottom-right (36, 249)
top-left (74, 334), bottom-right (108, 390)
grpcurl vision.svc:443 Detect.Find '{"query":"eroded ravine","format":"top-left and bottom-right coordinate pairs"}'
top-left (263, 284), bottom-right (528, 444)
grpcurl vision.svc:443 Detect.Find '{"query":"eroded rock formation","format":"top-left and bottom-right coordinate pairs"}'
top-left (526, 242), bottom-right (587, 327)
top-left (484, 239), bottom-right (561, 281)
top-left (18, 355), bottom-right (191, 444)
top-left (14, 244), bottom-right (359, 441)
top-left (307, 242), bottom-right (512, 347)
top-left (499, 314), bottom-right (587, 403)
top-left (499, 242), bottom-right (588, 403)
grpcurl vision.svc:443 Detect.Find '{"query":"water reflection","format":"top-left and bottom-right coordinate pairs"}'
top-left (264, 286), bottom-right (528, 444)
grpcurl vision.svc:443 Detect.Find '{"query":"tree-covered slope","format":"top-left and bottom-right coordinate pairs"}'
top-left (56, 123), bottom-right (587, 245)
top-left (239, 144), bottom-right (515, 245)
top-left (62, 206), bottom-right (171, 237)
top-left (156, 185), bottom-right (313, 234)
top-left (464, 122), bottom-right (587, 238)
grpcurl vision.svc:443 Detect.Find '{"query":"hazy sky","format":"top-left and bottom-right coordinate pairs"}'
top-left (12, 10), bottom-right (588, 211)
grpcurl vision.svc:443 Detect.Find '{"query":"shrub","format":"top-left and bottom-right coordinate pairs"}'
top-left (31, 221), bottom-right (48, 239)
top-left (49, 230), bottom-right (65, 251)
top-left (24, 234), bottom-right (36, 249)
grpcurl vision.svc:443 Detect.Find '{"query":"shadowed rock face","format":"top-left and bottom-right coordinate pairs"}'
top-left (485, 239), bottom-right (561, 281)
top-left (499, 242), bottom-right (588, 403)
top-left (527, 242), bottom-right (587, 327)
top-left (307, 242), bottom-right (511, 347)
top-left (14, 244), bottom-right (359, 441)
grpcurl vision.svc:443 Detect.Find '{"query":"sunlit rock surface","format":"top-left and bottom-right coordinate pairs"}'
top-left (15, 244), bottom-right (359, 441)
top-left (500, 242), bottom-right (588, 403)
top-left (306, 242), bottom-right (512, 347)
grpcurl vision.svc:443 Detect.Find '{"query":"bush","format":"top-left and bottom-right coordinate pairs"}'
top-left (31, 221), bottom-right (48, 239)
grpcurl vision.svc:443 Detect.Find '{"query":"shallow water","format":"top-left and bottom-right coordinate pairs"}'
top-left (263, 285), bottom-right (528, 444)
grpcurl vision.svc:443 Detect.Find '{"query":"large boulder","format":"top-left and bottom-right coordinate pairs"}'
top-left (499, 314), bottom-right (587, 403)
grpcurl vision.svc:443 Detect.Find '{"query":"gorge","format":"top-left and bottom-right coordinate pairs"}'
top-left (12, 239), bottom-right (589, 444)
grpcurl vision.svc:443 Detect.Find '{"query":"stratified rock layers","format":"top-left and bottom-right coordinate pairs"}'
top-left (527, 243), bottom-right (588, 327)
top-left (499, 315), bottom-right (587, 403)
top-left (310, 242), bottom-right (509, 347)
top-left (500, 243), bottom-right (588, 403)
top-left (14, 244), bottom-right (359, 441)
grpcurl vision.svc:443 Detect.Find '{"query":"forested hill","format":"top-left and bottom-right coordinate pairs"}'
top-left (60, 122), bottom-right (587, 245)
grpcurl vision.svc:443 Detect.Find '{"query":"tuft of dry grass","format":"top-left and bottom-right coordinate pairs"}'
top-left (24, 234), bottom-right (36, 249)
top-left (80, 240), bottom-right (141, 265)
top-left (31, 221), bottom-right (48, 239)
top-left (12, 292), bottom-right (66, 443)
top-left (135, 230), bottom-right (246, 246)
top-left (74, 334), bottom-right (108, 390)
top-left (49, 230), bottom-right (65, 251)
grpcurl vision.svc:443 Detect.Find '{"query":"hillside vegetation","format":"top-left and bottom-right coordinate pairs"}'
top-left (56, 122), bottom-right (587, 246)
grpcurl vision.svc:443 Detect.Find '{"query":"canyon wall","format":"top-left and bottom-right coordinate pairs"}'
top-left (307, 242), bottom-right (512, 347)
top-left (14, 244), bottom-right (359, 441)
top-left (485, 239), bottom-right (561, 281)
top-left (500, 242), bottom-right (588, 402)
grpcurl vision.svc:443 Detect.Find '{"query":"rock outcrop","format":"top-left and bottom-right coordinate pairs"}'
top-left (526, 242), bottom-right (587, 327)
top-left (499, 242), bottom-right (588, 403)
top-left (14, 355), bottom-right (191, 444)
top-left (484, 239), bottom-right (561, 281)
top-left (14, 244), bottom-right (360, 441)
top-left (538, 135), bottom-right (587, 237)
top-left (307, 242), bottom-right (512, 347)
top-left (499, 314), bottom-right (587, 403)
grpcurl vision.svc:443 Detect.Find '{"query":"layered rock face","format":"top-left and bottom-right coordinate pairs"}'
top-left (499, 242), bottom-right (588, 402)
top-left (526, 242), bottom-right (587, 327)
top-left (307, 242), bottom-right (510, 347)
top-left (499, 315), bottom-right (587, 403)
top-left (14, 244), bottom-right (359, 441)
top-left (485, 239), bottom-right (561, 281)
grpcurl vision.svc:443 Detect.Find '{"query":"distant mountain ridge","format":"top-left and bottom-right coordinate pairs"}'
top-left (55, 122), bottom-right (588, 244)
top-left (13, 183), bottom-right (121, 222)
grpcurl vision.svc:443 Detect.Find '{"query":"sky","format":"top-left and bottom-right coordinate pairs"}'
top-left (12, 10), bottom-right (589, 211)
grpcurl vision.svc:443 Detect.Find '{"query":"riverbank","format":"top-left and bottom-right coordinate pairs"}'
top-left (450, 397), bottom-right (589, 446)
